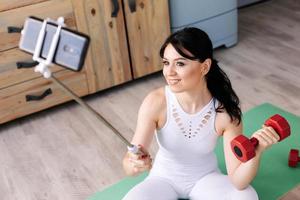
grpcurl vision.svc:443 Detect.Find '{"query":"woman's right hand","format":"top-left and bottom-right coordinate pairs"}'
top-left (123, 145), bottom-right (153, 176)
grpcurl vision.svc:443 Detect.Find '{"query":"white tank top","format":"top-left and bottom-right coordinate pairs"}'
top-left (151, 86), bottom-right (220, 179)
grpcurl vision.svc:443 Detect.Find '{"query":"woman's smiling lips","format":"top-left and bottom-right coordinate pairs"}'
top-left (168, 79), bottom-right (181, 85)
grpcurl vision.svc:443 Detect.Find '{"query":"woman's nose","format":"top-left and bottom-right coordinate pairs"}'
top-left (166, 64), bottom-right (176, 75)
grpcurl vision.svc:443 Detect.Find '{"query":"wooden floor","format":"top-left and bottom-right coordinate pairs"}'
top-left (1, 0), bottom-right (300, 199)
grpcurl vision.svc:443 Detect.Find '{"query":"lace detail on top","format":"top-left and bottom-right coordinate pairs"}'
top-left (171, 103), bottom-right (214, 138)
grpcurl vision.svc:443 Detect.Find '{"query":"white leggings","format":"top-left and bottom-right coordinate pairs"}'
top-left (122, 171), bottom-right (259, 200)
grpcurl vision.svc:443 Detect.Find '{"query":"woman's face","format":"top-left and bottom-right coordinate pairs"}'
top-left (162, 44), bottom-right (209, 93)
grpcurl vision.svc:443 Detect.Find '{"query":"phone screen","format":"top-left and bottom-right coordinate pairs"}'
top-left (19, 16), bottom-right (90, 71)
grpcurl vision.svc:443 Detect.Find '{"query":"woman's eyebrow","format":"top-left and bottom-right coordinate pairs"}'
top-left (163, 57), bottom-right (187, 61)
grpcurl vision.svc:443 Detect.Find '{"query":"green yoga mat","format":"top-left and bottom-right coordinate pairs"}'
top-left (88, 103), bottom-right (300, 200)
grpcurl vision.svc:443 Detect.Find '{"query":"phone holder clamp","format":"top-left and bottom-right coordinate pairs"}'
top-left (28, 17), bottom-right (65, 78)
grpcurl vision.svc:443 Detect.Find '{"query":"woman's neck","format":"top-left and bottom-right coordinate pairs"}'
top-left (175, 83), bottom-right (212, 114)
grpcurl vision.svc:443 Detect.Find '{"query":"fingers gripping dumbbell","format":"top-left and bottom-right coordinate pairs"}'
top-left (289, 149), bottom-right (300, 168)
top-left (230, 114), bottom-right (291, 162)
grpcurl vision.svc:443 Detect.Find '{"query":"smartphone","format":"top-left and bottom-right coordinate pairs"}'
top-left (19, 16), bottom-right (90, 71)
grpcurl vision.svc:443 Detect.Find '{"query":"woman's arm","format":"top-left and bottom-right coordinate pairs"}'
top-left (219, 112), bottom-right (280, 190)
top-left (123, 88), bottom-right (165, 176)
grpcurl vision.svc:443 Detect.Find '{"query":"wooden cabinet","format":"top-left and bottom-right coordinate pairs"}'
top-left (73, 0), bottom-right (170, 92)
top-left (0, 0), bottom-right (170, 124)
top-left (72, 0), bottom-right (132, 93)
top-left (123, 0), bottom-right (170, 78)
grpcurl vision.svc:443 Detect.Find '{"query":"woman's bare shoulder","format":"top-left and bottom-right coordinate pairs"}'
top-left (137, 86), bottom-right (166, 126)
top-left (142, 87), bottom-right (166, 111)
top-left (141, 87), bottom-right (166, 114)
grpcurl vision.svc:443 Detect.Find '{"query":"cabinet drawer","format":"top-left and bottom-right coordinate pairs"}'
top-left (0, 48), bottom-right (63, 89)
top-left (0, 70), bottom-right (88, 124)
top-left (0, 0), bottom-right (76, 51)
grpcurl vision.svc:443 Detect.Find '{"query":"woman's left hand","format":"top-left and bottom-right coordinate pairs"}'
top-left (251, 125), bottom-right (280, 155)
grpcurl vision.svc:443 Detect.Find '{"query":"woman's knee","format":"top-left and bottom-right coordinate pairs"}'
top-left (230, 185), bottom-right (259, 200)
top-left (189, 185), bottom-right (258, 200)
top-left (122, 184), bottom-right (148, 200)
top-left (189, 172), bottom-right (259, 200)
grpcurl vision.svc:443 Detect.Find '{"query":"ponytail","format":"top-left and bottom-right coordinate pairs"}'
top-left (207, 59), bottom-right (242, 124)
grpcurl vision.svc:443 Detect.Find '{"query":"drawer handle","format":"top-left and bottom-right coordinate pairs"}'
top-left (26, 88), bottom-right (52, 102)
top-left (7, 26), bottom-right (23, 33)
top-left (111, 0), bottom-right (119, 17)
top-left (16, 61), bottom-right (39, 69)
top-left (128, 0), bottom-right (136, 13)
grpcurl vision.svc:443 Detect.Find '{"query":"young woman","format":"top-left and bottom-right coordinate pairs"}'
top-left (122, 27), bottom-right (279, 200)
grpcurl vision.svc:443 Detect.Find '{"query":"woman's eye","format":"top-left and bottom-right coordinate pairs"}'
top-left (176, 62), bottom-right (185, 67)
top-left (162, 61), bottom-right (169, 66)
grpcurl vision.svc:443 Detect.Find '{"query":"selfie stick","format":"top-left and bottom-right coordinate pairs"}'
top-left (29, 17), bottom-right (139, 154)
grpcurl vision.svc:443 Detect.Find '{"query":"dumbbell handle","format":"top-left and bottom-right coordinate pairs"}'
top-left (249, 137), bottom-right (259, 147)
top-left (251, 114), bottom-right (290, 145)
top-left (246, 124), bottom-right (280, 147)
top-left (245, 122), bottom-right (279, 148)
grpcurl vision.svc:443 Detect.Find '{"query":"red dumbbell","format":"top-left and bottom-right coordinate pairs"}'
top-left (289, 149), bottom-right (300, 168)
top-left (231, 114), bottom-right (291, 162)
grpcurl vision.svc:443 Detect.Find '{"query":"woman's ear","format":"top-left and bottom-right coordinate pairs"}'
top-left (201, 58), bottom-right (212, 75)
